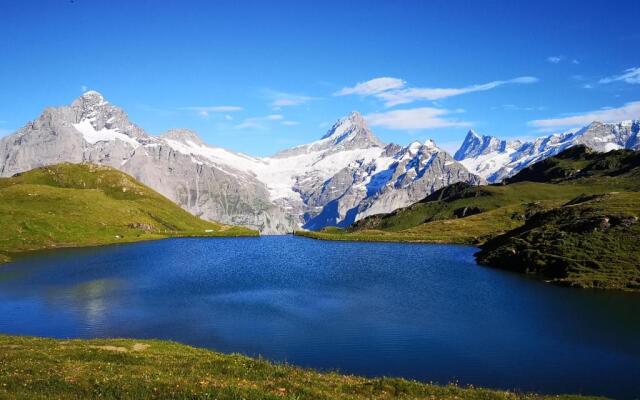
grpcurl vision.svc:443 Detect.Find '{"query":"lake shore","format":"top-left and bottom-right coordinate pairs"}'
top-left (0, 334), bottom-right (605, 400)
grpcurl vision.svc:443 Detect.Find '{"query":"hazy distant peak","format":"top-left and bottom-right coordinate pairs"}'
top-left (161, 128), bottom-right (204, 145)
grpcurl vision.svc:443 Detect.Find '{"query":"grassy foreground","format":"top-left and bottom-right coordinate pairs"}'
top-left (0, 335), bottom-right (602, 400)
top-left (0, 163), bottom-right (257, 262)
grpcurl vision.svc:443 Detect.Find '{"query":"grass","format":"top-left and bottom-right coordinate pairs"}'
top-left (0, 163), bottom-right (257, 262)
top-left (0, 335), bottom-right (604, 400)
top-left (476, 192), bottom-right (640, 290)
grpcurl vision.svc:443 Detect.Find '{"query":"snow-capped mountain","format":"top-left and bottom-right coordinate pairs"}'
top-left (0, 92), bottom-right (482, 232)
top-left (0, 92), bottom-right (295, 233)
top-left (455, 120), bottom-right (640, 182)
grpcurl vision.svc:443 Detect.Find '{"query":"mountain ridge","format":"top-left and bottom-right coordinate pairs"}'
top-left (454, 121), bottom-right (640, 182)
top-left (0, 92), bottom-right (482, 233)
top-left (3, 91), bottom-right (637, 233)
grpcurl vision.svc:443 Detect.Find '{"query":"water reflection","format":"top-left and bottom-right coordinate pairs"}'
top-left (44, 278), bottom-right (124, 331)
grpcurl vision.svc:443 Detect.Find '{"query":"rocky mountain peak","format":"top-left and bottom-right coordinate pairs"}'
top-left (423, 139), bottom-right (439, 151)
top-left (454, 130), bottom-right (485, 160)
top-left (454, 130), bottom-right (510, 160)
top-left (467, 129), bottom-right (481, 140)
top-left (70, 91), bottom-right (115, 123)
top-left (160, 129), bottom-right (204, 145)
top-left (71, 91), bottom-right (107, 112)
top-left (320, 111), bottom-right (383, 149)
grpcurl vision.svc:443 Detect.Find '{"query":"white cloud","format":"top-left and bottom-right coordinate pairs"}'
top-left (493, 104), bottom-right (545, 111)
top-left (365, 107), bottom-right (471, 130)
top-left (181, 105), bottom-right (243, 117)
top-left (234, 120), bottom-right (266, 130)
top-left (267, 90), bottom-right (318, 108)
top-left (379, 77), bottom-right (538, 107)
top-left (334, 77), bottom-right (406, 96)
top-left (80, 85), bottom-right (88, 92)
top-left (599, 67), bottom-right (640, 85)
top-left (281, 120), bottom-right (300, 126)
top-left (547, 56), bottom-right (563, 64)
top-left (336, 76), bottom-right (538, 107)
top-left (235, 114), bottom-right (293, 130)
top-left (546, 56), bottom-right (580, 65)
top-left (529, 101), bottom-right (640, 130)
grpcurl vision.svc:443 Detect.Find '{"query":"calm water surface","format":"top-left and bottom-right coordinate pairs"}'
top-left (0, 236), bottom-right (638, 399)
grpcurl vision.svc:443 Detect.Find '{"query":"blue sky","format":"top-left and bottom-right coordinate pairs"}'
top-left (1, 0), bottom-right (639, 156)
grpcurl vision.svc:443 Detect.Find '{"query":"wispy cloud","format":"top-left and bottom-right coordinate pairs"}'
top-left (529, 101), bottom-right (640, 130)
top-left (180, 105), bottom-right (243, 117)
top-left (80, 85), bottom-right (88, 92)
top-left (334, 77), bottom-right (405, 96)
top-left (235, 120), bottom-right (267, 130)
top-left (365, 107), bottom-right (471, 130)
top-left (492, 104), bottom-right (545, 111)
top-left (235, 114), bottom-right (298, 130)
top-left (336, 76), bottom-right (538, 107)
top-left (599, 67), bottom-right (640, 85)
top-left (547, 56), bottom-right (563, 64)
top-left (267, 90), bottom-right (319, 109)
top-left (547, 56), bottom-right (579, 65)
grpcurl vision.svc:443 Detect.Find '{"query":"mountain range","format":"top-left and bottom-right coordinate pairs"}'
top-left (455, 121), bottom-right (640, 182)
top-left (1, 91), bottom-right (638, 232)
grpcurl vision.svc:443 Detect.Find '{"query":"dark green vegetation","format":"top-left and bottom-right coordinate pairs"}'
top-left (0, 163), bottom-right (257, 262)
top-left (0, 335), bottom-right (602, 400)
top-left (476, 192), bottom-right (639, 290)
top-left (298, 146), bottom-right (640, 290)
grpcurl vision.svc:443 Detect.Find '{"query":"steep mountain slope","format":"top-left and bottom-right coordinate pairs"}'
top-left (299, 146), bottom-right (640, 290)
top-left (455, 120), bottom-right (640, 182)
top-left (0, 93), bottom-right (483, 232)
top-left (0, 92), bottom-right (294, 233)
top-left (0, 163), bottom-right (256, 262)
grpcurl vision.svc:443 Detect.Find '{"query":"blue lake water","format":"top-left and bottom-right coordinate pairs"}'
top-left (0, 236), bottom-right (638, 399)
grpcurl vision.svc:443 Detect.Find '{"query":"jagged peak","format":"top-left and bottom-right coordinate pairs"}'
top-left (81, 90), bottom-right (104, 99)
top-left (73, 91), bottom-right (108, 107)
top-left (322, 111), bottom-right (368, 140)
top-left (160, 128), bottom-right (204, 145)
top-left (466, 129), bottom-right (481, 140)
top-left (317, 111), bottom-right (383, 149)
top-left (423, 138), bottom-right (438, 149)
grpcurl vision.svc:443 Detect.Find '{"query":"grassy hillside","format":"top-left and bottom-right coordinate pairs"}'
top-left (0, 335), bottom-right (602, 400)
top-left (0, 163), bottom-right (257, 262)
top-left (297, 147), bottom-right (640, 290)
top-left (476, 192), bottom-right (640, 290)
